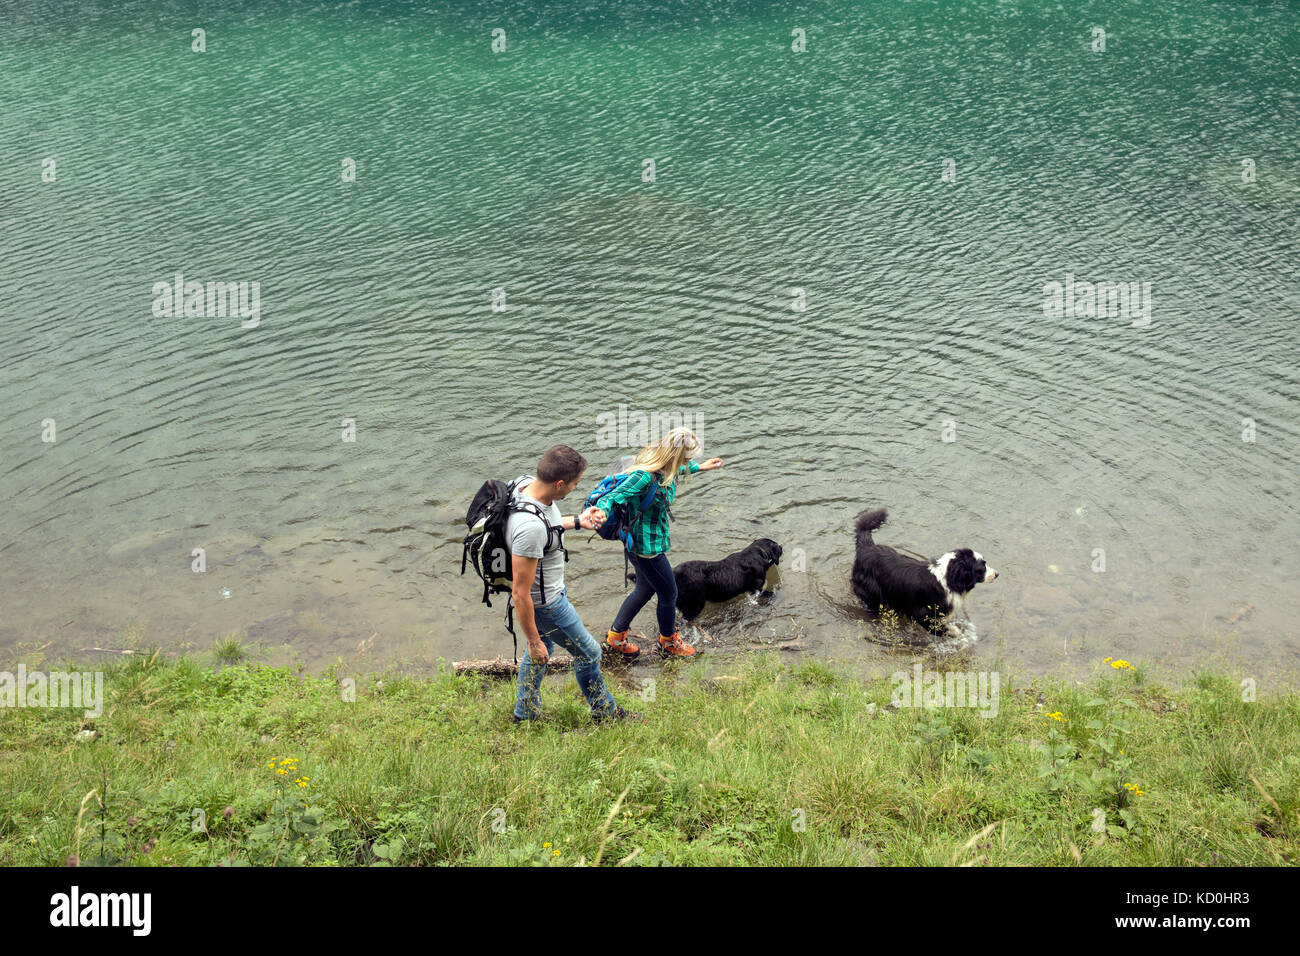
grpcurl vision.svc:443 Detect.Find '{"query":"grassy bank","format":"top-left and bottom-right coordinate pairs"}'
top-left (1, 649), bottom-right (1297, 866)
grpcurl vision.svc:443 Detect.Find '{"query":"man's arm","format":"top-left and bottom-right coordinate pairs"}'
top-left (567, 508), bottom-right (604, 531)
top-left (510, 555), bottom-right (547, 666)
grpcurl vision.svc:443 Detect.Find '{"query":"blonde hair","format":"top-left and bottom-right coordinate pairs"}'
top-left (633, 427), bottom-right (701, 487)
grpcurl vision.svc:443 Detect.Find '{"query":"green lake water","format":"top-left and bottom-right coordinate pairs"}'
top-left (1, 0), bottom-right (1297, 680)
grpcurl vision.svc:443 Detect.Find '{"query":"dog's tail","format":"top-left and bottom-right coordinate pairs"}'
top-left (854, 508), bottom-right (888, 543)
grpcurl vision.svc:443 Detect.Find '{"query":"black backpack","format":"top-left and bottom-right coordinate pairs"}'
top-left (460, 476), bottom-right (568, 658)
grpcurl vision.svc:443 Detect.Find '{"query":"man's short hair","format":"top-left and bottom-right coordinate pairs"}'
top-left (537, 445), bottom-right (587, 484)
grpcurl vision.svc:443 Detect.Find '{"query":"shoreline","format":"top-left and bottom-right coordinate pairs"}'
top-left (8, 616), bottom-right (1291, 694)
top-left (2, 649), bottom-right (1296, 866)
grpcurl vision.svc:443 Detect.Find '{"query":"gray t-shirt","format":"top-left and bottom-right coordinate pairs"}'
top-left (506, 475), bottom-right (565, 605)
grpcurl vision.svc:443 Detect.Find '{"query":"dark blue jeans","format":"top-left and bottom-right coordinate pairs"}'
top-left (612, 552), bottom-right (678, 637)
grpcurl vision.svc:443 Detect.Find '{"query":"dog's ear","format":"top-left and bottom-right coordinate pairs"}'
top-left (757, 538), bottom-right (782, 564)
top-left (947, 549), bottom-right (978, 593)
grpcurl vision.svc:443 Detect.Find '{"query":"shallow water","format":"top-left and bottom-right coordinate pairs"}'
top-left (1, 0), bottom-right (1297, 683)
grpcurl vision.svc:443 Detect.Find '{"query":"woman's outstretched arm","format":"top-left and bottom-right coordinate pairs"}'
top-left (686, 457), bottom-right (723, 473)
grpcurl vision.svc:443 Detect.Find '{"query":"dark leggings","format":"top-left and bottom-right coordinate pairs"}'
top-left (612, 552), bottom-right (678, 637)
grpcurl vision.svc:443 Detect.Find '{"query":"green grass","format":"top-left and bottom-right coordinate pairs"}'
top-left (1, 650), bottom-right (1296, 866)
top-left (212, 634), bottom-right (248, 666)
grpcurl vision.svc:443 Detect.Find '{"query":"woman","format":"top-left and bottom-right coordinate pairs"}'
top-left (594, 427), bottom-right (723, 659)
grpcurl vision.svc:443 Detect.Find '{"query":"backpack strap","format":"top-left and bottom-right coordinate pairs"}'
top-left (612, 477), bottom-right (659, 587)
top-left (556, 525), bottom-right (570, 565)
top-left (504, 495), bottom-right (557, 661)
top-left (640, 475), bottom-right (658, 510)
top-left (512, 500), bottom-right (566, 572)
top-left (504, 553), bottom-right (545, 665)
top-left (505, 601), bottom-right (517, 664)
top-left (619, 472), bottom-right (660, 552)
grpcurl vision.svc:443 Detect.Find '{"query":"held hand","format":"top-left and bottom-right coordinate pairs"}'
top-left (700, 457), bottom-right (724, 471)
top-left (580, 507), bottom-right (606, 529)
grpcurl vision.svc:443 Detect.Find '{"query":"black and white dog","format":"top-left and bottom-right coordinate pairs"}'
top-left (851, 509), bottom-right (997, 639)
top-left (673, 538), bottom-right (783, 639)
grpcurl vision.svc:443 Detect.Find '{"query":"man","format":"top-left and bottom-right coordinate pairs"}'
top-left (509, 444), bottom-right (637, 724)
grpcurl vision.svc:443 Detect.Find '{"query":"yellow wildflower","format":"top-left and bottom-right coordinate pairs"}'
top-left (543, 842), bottom-right (552, 848)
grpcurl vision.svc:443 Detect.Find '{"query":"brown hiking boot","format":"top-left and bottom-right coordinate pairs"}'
top-left (606, 629), bottom-right (640, 661)
top-left (658, 631), bottom-right (699, 658)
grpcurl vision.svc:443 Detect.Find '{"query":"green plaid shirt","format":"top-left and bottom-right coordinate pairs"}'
top-left (595, 461), bottom-right (701, 556)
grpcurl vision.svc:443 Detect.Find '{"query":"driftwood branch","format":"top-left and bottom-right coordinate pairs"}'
top-left (452, 656), bottom-right (574, 677)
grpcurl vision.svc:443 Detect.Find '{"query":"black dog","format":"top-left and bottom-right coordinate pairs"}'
top-left (671, 538), bottom-right (783, 637)
top-left (851, 509), bottom-right (997, 639)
